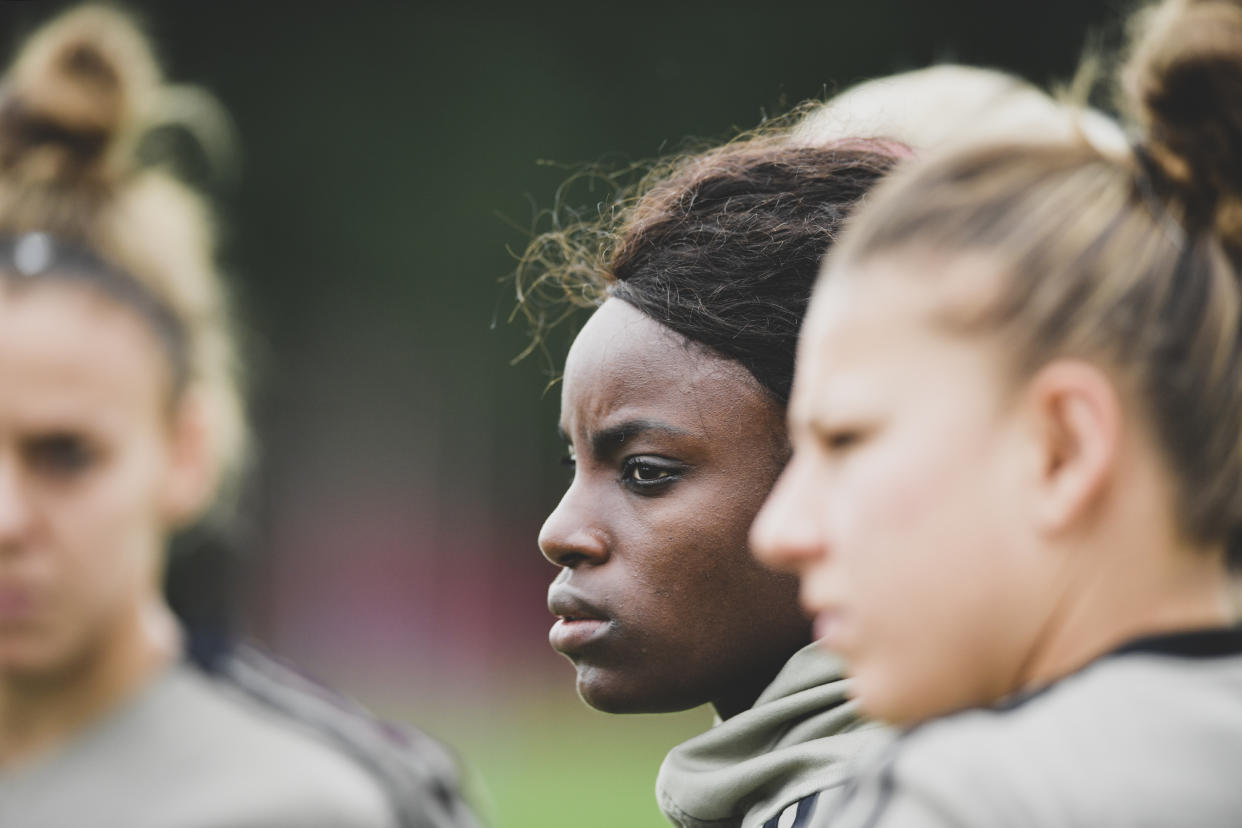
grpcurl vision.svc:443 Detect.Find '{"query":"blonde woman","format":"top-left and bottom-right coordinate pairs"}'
top-left (755, 0), bottom-right (1242, 824)
top-left (0, 8), bottom-right (474, 828)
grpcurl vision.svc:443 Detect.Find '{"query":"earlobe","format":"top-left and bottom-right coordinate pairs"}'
top-left (1028, 361), bottom-right (1120, 535)
top-left (161, 389), bottom-right (220, 527)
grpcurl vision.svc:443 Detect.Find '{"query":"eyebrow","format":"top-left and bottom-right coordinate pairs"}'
top-left (559, 418), bottom-right (695, 458)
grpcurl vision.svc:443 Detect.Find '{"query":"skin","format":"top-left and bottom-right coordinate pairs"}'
top-left (539, 298), bottom-right (813, 719)
top-left (0, 280), bottom-right (211, 766)
top-left (752, 251), bottom-right (1234, 727)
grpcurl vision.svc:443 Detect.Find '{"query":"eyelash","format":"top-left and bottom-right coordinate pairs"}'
top-left (561, 454), bottom-right (680, 491)
top-left (620, 456), bottom-right (681, 493)
top-left (558, 450), bottom-right (682, 493)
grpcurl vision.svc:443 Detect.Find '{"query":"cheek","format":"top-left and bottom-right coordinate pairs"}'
top-left (834, 431), bottom-right (968, 583)
top-left (831, 420), bottom-right (1028, 720)
top-left (626, 471), bottom-right (795, 642)
top-left (45, 449), bottom-right (169, 609)
top-left (625, 495), bottom-right (750, 608)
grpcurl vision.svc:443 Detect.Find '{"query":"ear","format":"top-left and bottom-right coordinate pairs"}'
top-left (159, 388), bottom-right (220, 527)
top-left (1023, 359), bottom-right (1121, 535)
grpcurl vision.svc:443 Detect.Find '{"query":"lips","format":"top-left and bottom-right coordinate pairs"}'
top-left (548, 586), bottom-right (608, 621)
top-left (547, 585), bottom-right (612, 655)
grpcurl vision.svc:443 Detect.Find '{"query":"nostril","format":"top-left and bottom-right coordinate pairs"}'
top-left (554, 550), bottom-right (593, 569)
top-left (539, 529), bottom-right (609, 569)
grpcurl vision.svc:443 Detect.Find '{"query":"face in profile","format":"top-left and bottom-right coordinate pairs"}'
top-left (753, 255), bottom-right (1051, 726)
top-left (0, 281), bottom-right (206, 680)
top-left (539, 298), bottom-right (812, 718)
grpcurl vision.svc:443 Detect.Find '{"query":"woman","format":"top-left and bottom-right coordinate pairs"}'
top-left (0, 8), bottom-right (473, 828)
top-left (524, 136), bottom-right (902, 828)
top-left (753, 0), bottom-right (1242, 824)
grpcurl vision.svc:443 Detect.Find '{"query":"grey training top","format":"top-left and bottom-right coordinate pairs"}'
top-left (0, 662), bottom-right (400, 828)
top-left (813, 627), bottom-right (1242, 828)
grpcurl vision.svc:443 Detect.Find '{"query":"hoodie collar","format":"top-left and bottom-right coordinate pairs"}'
top-left (656, 643), bottom-right (889, 828)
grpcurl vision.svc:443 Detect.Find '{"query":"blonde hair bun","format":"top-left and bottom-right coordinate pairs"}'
top-left (0, 5), bottom-right (157, 186)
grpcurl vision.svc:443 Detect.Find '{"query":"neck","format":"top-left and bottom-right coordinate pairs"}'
top-left (1017, 536), bottom-right (1233, 693)
top-left (711, 628), bottom-right (814, 721)
top-left (0, 598), bottom-right (180, 769)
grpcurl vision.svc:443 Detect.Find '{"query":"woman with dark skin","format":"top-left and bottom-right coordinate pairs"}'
top-left (521, 136), bottom-right (903, 828)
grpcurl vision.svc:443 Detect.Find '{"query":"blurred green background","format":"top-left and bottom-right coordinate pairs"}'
top-left (0, 2), bottom-right (1120, 826)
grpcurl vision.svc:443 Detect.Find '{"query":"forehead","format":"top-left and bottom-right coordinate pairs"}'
top-left (0, 282), bottom-right (168, 428)
top-left (560, 298), bottom-right (776, 437)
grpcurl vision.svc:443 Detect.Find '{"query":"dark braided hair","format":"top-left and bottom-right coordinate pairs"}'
top-left (515, 135), bottom-right (904, 403)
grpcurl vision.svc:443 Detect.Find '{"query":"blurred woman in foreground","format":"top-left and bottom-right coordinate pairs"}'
top-left (754, 0), bottom-right (1242, 824)
top-left (0, 8), bottom-right (474, 828)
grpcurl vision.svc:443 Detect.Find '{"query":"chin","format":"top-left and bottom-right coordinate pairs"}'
top-left (0, 637), bottom-right (63, 681)
top-left (574, 665), bottom-right (703, 715)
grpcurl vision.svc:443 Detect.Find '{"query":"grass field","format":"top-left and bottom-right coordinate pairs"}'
top-left (394, 690), bottom-right (713, 828)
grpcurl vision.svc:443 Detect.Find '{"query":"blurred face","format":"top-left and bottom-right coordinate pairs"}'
top-left (0, 282), bottom-right (193, 683)
top-left (753, 255), bottom-right (1051, 726)
top-left (539, 299), bottom-right (812, 718)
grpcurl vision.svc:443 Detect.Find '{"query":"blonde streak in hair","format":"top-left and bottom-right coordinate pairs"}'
top-left (866, 149), bottom-right (1150, 372)
top-left (1199, 242), bottom-right (1242, 388)
top-left (1001, 171), bottom-right (1139, 363)
top-left (1009, 160), bottom-right (1153, 356)
top-left (153, 84), bottom-right (242, 188)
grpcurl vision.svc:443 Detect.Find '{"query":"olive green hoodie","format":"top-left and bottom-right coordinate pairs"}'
top-left (656, 643), bottom-right (889, 828)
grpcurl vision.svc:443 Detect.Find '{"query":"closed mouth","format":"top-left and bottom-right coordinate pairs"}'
top-left (547, 585), bottom-right (614, 655)
top-left (547, 585), bottom-right (610, 623)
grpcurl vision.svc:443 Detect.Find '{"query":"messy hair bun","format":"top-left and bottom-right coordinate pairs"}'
top-left (1123, 0), bottom-right (1242, 251)
top-left (826, 0), bottom-right (1242, 564)
top-left (0, 4), bottom-right (157, 190)
top-left (0, 5), bottom-right (246, 515)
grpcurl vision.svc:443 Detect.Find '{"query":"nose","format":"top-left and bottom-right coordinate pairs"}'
top-left (750, 453), bottom-right (826, 575)
top-left (538, 481), bottom-right (609, 569)
top-left (0, 454), bottom-right (33, 551)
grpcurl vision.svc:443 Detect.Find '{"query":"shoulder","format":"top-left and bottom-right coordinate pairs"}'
top-left (153, 664), bottom-right (402, 828)
top-left (213, 646), bottom-right (480, 828)
top-left (815, 647), bottom-right (1242, 828)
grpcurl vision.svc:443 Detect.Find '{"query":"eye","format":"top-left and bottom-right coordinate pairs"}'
top-left (819, 427), bottom-right (868, 455)
top-left (620, 456), bottom-right (682, 492)
top-left (24, 433), bottom-right (98, 477)
top-left (827, 431), bottom-right (860, 451)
